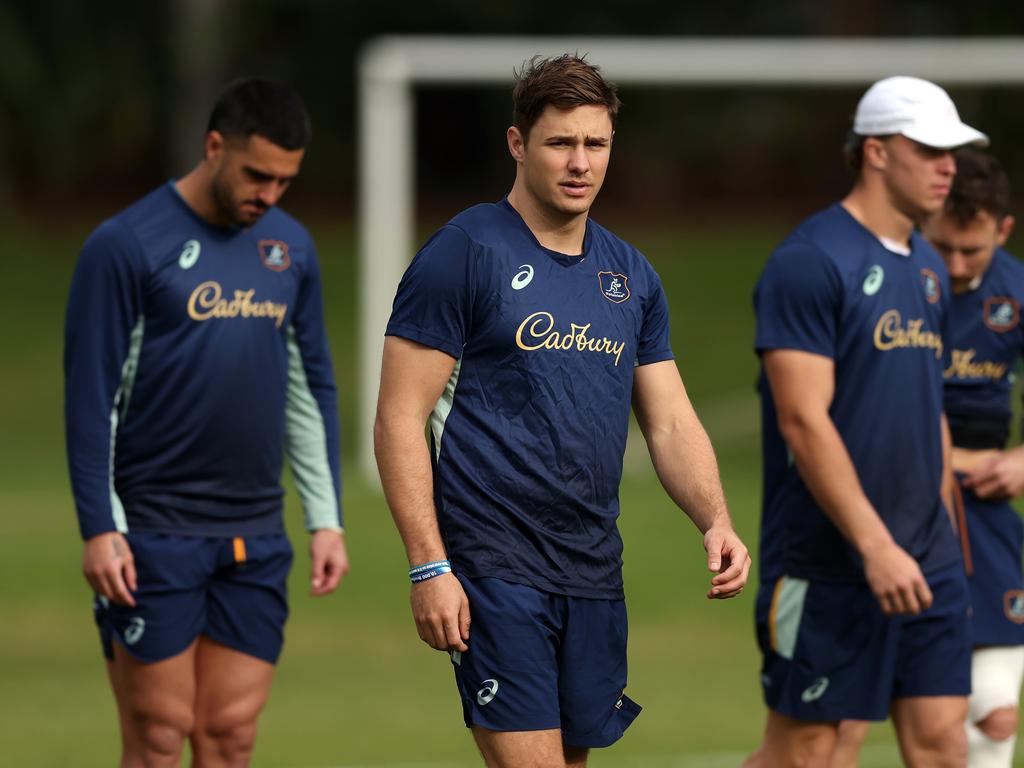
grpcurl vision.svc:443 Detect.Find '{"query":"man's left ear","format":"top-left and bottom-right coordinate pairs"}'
top-left (998, 214), bottom-right (1016, 246)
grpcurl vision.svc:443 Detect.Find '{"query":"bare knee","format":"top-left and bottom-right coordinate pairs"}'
top-left (141, 719), bottom-right (191, 759)
top-left (750, 711), bottom-right (838, 768)
top-left (193, 712), bottom-right (259, 766)
top-left (126, 706), bottom-right (193, 765)
top-left (830, 720), bottom-right (869, 768)
top-left (766, 728), bottom-right (836, 767)
top-left (788, 749), bottom-right (834, 768)
top-left (977, 706), bottom-right (1018, 742)
top-left (902, 718), bottom-right (967, 767)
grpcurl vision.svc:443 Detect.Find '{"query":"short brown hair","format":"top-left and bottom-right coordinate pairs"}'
top-left (842, 130), bottom-right (896, 174)
top-left (512, 54), bottom-right (621, 142)
top-left (946, 147), bottom-right (1011, 225)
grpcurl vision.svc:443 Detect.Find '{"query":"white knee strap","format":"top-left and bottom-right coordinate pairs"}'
top-left (966, 647), bottom-right (1024, 768)
top-left (969, 646), bottom-right (1024, 723)
top-left (967, 719), bottom-right (1016, 767)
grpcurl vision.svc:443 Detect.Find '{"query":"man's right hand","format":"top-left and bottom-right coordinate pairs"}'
top-left (862, 541), bottom-right (932, 615)
top-left (410, 573), bottom-right (470, 652)
top-left (82, 532), bottom-right (137, 607)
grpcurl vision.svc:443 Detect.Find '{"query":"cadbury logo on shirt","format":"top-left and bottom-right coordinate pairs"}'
top-left (187, 281), bottom-right (288, 328)
top-left (872, 310), bottom-right (942, 359)
top-left (515, 311), bottom-right (627, 366)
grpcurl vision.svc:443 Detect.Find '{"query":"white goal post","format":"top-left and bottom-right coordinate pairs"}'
top-left (357, 35), bottom-right (1024, 481)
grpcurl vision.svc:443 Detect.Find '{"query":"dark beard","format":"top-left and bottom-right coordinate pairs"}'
top-left (211, 174), bottom-right (265, 228)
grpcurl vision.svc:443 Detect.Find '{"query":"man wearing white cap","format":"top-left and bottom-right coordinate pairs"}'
top-left (745, 76), bottom-right (988, 767)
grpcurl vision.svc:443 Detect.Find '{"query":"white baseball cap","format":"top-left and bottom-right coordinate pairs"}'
top-left (853, 75), bottom-right (989, 149)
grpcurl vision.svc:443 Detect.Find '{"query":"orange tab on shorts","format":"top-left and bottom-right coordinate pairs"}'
top-left (233, 536), bottom-right (247, 564)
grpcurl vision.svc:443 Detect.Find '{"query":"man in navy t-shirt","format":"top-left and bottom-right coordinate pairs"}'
top-left (65, 79), bottom-right (348, 766)
top-left (375, 54), bottom-right (750, 767)
top-left (922, 148), bottom-right (1024, 768)
top-left (746, 76), bottom-right (987, 767)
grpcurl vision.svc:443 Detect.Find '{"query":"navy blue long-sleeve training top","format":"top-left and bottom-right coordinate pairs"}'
top-left (65, 182), bottom-right (342, 540)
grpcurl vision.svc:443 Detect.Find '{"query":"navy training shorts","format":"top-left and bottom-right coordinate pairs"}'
top-left (93, 532), bottom-right (293, 664)
top-left (961, 488), bottom-right (1024, 647)
top-left (450, 574), bottom-right (641, 748)
top-left (755, 562), bottom-right (971, 721)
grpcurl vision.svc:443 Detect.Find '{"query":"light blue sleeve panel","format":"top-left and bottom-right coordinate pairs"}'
top-left (285, 243), bottom-right (342, 530)
top-left (64, 218), bottom-right (147, 539)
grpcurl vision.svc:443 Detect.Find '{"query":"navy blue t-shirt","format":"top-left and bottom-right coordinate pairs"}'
top-left (944, 247), bottom-right (1024, 441)
top-left (755, 204), bottom-right (960, 583)
top-left (65, 183), bottom-right (342, 540)
top-left (386, 199), bottom-right (674, 599)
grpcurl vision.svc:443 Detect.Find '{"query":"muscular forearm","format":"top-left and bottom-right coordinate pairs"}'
top-left (781, 409), bottom-right (893, 555)
top-left (645, 411), bottom-right (731, 534)
top-left (374, 415), bottom-right (448, 566)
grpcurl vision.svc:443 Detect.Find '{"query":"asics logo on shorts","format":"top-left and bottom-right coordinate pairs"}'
top-left (477, 678), bottom-right (499, 705)
top-left (511, 264), bottom-right (534, 290)
top-left (800, 676), bottom-right (829, 702)
top-left (124, 617), bottom-right (146, 646)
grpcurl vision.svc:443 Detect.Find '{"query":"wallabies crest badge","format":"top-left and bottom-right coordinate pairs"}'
top-left (259, 240), bottom-right (291, 272)
top-left (984, 297), bottom-right (1020, 333)
top-left (598, 271), bottom-right (630, 304)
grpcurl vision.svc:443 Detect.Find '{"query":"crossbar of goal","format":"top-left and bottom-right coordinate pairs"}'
top-left (358, 35), bottom-right (1024, 482)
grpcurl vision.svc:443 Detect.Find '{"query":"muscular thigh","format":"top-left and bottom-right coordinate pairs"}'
top-left (109, 639), bottom-right (198, 729)
top-left (193, 636), bottom-right (275, 730)
top-left (472, 727), bottom-right (573, 768)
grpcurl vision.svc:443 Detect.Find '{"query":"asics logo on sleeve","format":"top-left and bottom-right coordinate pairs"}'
top-left (511, 264), bottom-right (534, 290)
top-left (477, 678), bottom-right (499, 705)
top-left (862, 265), bottom-right (884, 295)
top-left (179, 239), bottom-right (201, 270)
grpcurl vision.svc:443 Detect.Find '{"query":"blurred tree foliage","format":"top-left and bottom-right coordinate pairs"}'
top-left (3, 0), bottom-right (1024, 216)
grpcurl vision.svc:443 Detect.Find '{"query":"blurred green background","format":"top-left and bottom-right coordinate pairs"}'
top-left (6, 2), bottom-right (1024, 766)
top-left (10, 219), bottom-right (1022, 766)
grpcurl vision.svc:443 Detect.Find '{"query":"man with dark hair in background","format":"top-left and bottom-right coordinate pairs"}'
top-left (375, 54), bottom-right (749, 768)
top-left (922, 147), bottom-right (1024, 768)
top-left (746, 76), bottom-right (986, 767)
top-left (65, 78), bottom-right (348, 766)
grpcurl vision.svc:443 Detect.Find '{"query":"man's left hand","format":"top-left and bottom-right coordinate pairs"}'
top-left (310, 529), bottom-right (349, 596)
top-left (703, 525), bottom-right (751, 600)
top-left (963, 447), bottom-right (1024, 501)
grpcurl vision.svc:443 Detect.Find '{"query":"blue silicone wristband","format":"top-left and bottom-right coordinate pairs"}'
top-left (409, 564), bottom-right (453, 583)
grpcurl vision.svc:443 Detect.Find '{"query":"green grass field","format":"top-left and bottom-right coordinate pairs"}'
top-left (0, 214), bottom-right (1016, 766)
